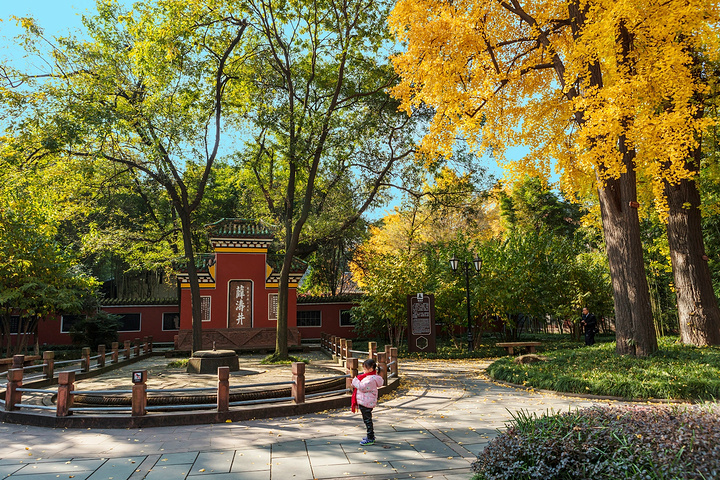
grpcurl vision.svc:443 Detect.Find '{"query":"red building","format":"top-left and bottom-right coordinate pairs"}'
top-left (37, 299), bottom-right (181, 346)
top-left (174, 218), bottom-right (307, 351)
top-left (25, 219), bottom-right (366, 350)
top-left (295, 294), bottom-right (362, 340)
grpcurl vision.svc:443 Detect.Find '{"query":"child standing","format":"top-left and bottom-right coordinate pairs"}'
top-left (351, 358), bottom-right (384, 446)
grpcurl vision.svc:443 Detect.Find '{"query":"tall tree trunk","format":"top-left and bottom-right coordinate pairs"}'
top-left (275, 259), bottom-right (291, 359)
top-left (597, 144), bottom-right (657, 356)
top-left (665, 155), bottom-right (720, 345)
top-left (592, 21), bottom-right (657, 356)
top-left (564, 2), bottom-right (653, 355)
top-left (179, 210), bottom-right (204, 354)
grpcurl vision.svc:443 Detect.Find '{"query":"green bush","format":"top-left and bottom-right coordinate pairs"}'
top-left (487, 336), bottom-right (720, 400)
top-left (68, 311), bottom-right (121, 350)
top-left (472, 404), bottom-right (720, 480)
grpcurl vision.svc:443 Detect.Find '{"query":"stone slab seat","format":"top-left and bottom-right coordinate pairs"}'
top-left (187, 350), bottom-right (240, 374)
top-left (191, 350), bottom-right (237, 358)
top-left (496, 341), bottom-right (543, 355)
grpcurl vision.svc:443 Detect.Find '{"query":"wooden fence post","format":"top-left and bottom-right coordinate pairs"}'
top-left (292, 362), bottom-right (306, 404)
top-left (82, 347), bottom-right (91, 373)
top-left (11, 355), bottom-right (24, 369)
top-left (56, 371), bottom-right (75, 417)
top-left (98, 345), bottom-right (106, 369)
top-left (5, 369), bottom-right (23, 411)
top-left (143, 337), bottom-right (149, 355)
top-left (377, 352), bottom-right (388, 385)
top-left (148, 336), bottom-right (153, 353)
top-left (340, 339), bottom-right (347, 363)
top-left (133, 338), bottom-right (141, 357)
top-left (43, 351), bottom-right (54, 380)
top-left (217, 366), bottom-right (230, 412)
top-left (124, 340), bottom-right (131, 360)
top-left (131, 370), bottom-right (147, 417)
top-left (368, 342), bottom-right (377, 360)
top-left (112, 342), bottom-right (119, 363)
top-left (346, 357), bottom-right (358, 393)
top-left (390, 347), bottom-right (398, 377)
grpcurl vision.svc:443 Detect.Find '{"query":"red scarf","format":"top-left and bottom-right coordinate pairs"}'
top-left (351, 370), bottom-right (376, 413)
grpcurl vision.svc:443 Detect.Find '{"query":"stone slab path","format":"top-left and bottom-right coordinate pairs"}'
top-left (0, 357), bottom-right (614, 479)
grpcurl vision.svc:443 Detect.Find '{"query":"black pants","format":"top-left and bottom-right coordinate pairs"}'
top-left (585, 331), bottom-right (595, 346)
top-left (359, 405), bottom-right (375, 440)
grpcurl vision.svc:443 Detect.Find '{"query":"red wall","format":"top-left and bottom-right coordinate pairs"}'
top-left (37, 304), bottom-right (179, 346)
top-left (179, 252), bottom-right (298, 330)
top-left (296, 302), bottom-right (357, 339)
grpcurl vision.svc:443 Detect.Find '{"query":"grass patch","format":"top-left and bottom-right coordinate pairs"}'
top-left (486, 336), bottom-right (720, 400)
top-left (260, 354), bottom-right (310, 365)
top-left (167, 359), bottom-right (189, 368)
top-left (472, 404), bottom-right (720, 480)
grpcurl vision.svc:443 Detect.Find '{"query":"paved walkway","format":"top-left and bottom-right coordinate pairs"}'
top-left (0, 357), bottom-right (609, 480)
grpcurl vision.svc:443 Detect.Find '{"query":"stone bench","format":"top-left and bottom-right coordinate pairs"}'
top-left (496, 342), bottom-right (542, 355)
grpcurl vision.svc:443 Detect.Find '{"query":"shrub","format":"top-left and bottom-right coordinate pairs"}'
top-left (486, 336), bottom-right (720, 400)
top-left (68, 311), bottom-right (121, 350)
top-left (472, 404), bottom-right (720, 480)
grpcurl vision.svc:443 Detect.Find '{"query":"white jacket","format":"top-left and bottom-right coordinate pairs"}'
top-left (352, 374), bottom-right (384, 408)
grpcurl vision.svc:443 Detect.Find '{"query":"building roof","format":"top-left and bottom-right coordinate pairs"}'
top-left (297, 293), bottom-right (363, 304)
top-left (266, 254), bottom-right (309, 274)
top-left (101, 297), bottom-right (179, 306)
top-left (206, 218), bottom-right (275, 239)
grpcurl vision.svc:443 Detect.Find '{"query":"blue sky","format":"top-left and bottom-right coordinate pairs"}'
top-left (1, 1), bottom-right (116, 36)
top-left (1, 1), bottom-right (133, 72)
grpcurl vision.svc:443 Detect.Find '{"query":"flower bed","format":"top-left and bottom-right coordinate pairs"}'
top-left (472, 404), bottom-right (720, 480)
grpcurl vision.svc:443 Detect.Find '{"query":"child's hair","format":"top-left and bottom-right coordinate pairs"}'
top-left (363, 358), bottom-right (377, 371)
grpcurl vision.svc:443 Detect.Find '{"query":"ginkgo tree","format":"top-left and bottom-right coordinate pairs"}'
top-left (389, 0), bottom-right (720, 354)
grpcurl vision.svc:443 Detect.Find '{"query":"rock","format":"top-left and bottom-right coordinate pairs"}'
top-left (187, 349), bottom-right (240, 374)
top-left (513, 354), bottom-right (548, 365)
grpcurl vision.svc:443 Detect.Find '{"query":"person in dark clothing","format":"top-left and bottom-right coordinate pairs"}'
top-left (581, 307), bottom-right (597, 346)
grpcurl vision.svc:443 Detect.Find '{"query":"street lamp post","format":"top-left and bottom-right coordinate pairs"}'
top-left (450, 254), bottom-right (482, 352)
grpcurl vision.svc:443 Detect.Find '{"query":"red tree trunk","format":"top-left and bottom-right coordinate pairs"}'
top-left (597, 145), bottom-right (657, 356)
top-left (665, 162), bottom-right (720, 345)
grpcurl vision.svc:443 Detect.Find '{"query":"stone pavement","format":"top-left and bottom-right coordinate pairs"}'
top-left (0, 357), bottom-right (610, 480)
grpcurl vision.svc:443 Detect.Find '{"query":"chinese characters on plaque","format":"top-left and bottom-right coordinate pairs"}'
top-left (268, 293), bottom-right (278, 321)
top-left (228, 280), bottom-right (253, 328)
top-left (200, 297), bottom-right (211, 322)
top-left (407, 293), bottom-right (436, 353)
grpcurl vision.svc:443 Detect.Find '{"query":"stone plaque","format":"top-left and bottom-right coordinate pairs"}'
top-left (228, 280), bottom-right (252, 328)
top-left (268, 293), bottom-right (278, 321)
top-left (407, 293), bottom-right (436, 353)
top-left (201, 296), bottom-right (211, 322)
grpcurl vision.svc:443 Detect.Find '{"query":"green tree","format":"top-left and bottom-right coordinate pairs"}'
top-left (3, 1), bottom-right (249, 353)
top-left (0, 175), bottom-right (98, 356)
top-left (227, 0), bottom-right (419, 359)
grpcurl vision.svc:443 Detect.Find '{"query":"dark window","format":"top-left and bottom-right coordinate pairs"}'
top-left (297, 310), bottom-right (321, 327)
top-left (340, 310), bottom-right (354, 327)
top-left (60, 315), bottom-right (85, 333)
top-left (117, 313), bottom-right (141, 332)
top-left (162, 312), bottom-right (180, 331)
top-left (5, 315), bottom-right (26, 334)
top-left (10, 315), bottom-right (20, 334)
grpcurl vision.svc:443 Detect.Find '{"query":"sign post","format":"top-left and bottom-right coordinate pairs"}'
top-left (407, 293), bottom-right (436, 353)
